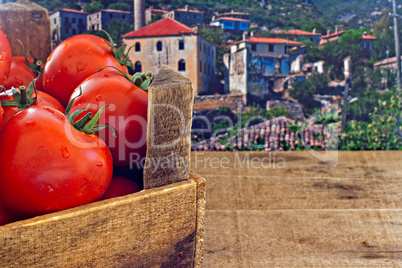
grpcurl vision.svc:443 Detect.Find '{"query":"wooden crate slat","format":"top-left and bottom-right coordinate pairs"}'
top-left (0, 179), bottom-right (200, 267)
top-left (144, 65), bottom-right (194, 189)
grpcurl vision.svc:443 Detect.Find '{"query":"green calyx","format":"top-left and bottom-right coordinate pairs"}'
top-left (65, 87), bottom-right (116, 137)
top-left (18, 40), bottom-right (43, 76)
top-left (0, 79), bottom-right (38, 111)
top-left (101, 30), bottom-right (132, 68)
top-left (97, 66), bottom-right (151, 92)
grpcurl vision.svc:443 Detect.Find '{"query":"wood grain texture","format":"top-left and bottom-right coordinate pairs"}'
top-left (190, 170), bottom-right (207, 268)
top-left (191, 151), bottom-right (402, 267)
top-left (0, 179), bottom-right (200, 267)
top-left (144, 65), bottom-right (194, 189)
top-left (0, 0), bottom-right (52, 62)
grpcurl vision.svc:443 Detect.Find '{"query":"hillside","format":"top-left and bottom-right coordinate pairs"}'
top-left (9, 0), bottom-right (335, 32)
top-left (310, 0), bottom-right (392, 27)
top-left (6, 0), bottom-right (390, 30)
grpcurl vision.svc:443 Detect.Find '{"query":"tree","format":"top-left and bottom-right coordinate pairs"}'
top-left (84, 1), bottom-right (104, 13)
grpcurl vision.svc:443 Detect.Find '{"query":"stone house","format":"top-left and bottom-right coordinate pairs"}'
top-left (50, 9), bottom-right (87, 45)
top-left (210, 17), bottom-right (250, 33)
top-left (122, 18), bottom-right (216, 94)
top-left (224, 37), bottom-right (302, 99)
top-left (145, 6), bottom-right (168, 24)
top-left (87, 9), bottom-right (132, 31)
top-left (162, 5), bottom-right (204, 26)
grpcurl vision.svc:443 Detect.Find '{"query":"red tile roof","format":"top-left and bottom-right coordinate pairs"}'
top-left (362, 34), bottom-right (377, 40)
top-left (373, 56), bottom-right (399, 67)
top-left (175, 8), bottom-right (204, 13)
top-left (149, 8), bottom-right (169, 14)
top-left (191, 116), bottom-right (335, 151)
top-left (59, 8), bottom-right (87, 14)
top-left (122, 18), bottom-right (195, 38)
top-left (213, 17), bottom-right (250, 22)
top-left (273, 29), bottom-right (322, 36)
top-left (321, 30), bottom-right (346, 39)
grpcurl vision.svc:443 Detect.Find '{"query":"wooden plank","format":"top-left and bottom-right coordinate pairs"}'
top-left (190, 171), bottom-right (207, 268)
top-left (0, 0), bottom-right (52, 62)
top-left (203, 209), bottom-right (402, 267)
top-left (191, 151), bottom-right (402, 179)
top-left (144, 65), bottom-right (194, 189)
top-left (202, 175), bottom-right (402, 210)
top-left (0, 179), bottom-right (199, 267)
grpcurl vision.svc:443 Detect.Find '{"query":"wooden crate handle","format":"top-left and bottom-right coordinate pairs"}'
top-left (143, 65), bottom-right (194, 189)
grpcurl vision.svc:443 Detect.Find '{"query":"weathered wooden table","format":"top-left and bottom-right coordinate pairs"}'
top-left (191, 151), bottom-right (402, 267)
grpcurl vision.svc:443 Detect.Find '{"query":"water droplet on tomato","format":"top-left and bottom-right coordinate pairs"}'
top-left (58, 69), bottom-right (61, 74)
top-left (97, 162), bottom-right (103, 167)
top-left (25, 120), bottom-right (36, 127)
top-left (95, 95), bottom-right (102, 101)
top-left (61, 147), bottom-right (70, 158)
top-left (63, 43), bottom-right (68, 49)
top-left (47, 56), bottom-right (51, 62)
top-left (47, 185), bottom-right (54, 193)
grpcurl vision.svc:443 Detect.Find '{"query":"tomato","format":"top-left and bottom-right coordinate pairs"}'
top-left (69, 70), bottom-right (148, 166)
top-left (3, 56), bottom-right (44, 91)
top-left (100, 176), bottom-right (140, 200)
top-left (0, 28), bottom-right (12, 85)
top-left (0, 106), bottom-right (113, 219)
top-left (0, 101), bottom-right (3, 130)
top-left (0, 85), bottom-right (64, 130)
top-left (0, 202), bottom-right (16, 226)
top-left (43, 34), bottom-right (129, 107)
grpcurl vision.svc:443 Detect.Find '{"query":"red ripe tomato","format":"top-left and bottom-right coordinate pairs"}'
top-left (0, 202), bottom-right (16, 226)
top-left (3, 56), bottom-right (44, 91)
top-left (0, 101), bottom-right (3, 129)
top-left (101, 176), bottom-right (140, 200)
top-left (0, 106), bottom-right (113, 219)
top-left (0, 86), bottom-right (64, 130)
top-left (42, 34), bottom-right (129, 107)
top-left (0, 28), bottom-right (12, 85)
top-left (69, 70), bottom-right (148, 166)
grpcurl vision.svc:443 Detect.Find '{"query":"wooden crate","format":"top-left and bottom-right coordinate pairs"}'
top-left (0, 66), bottom-right (206, 267)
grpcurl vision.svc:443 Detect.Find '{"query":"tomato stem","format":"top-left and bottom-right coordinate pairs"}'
top-left (19, 86), bottom-right (28, 105)
top-left (66, 88), bottom-right (116, 137)
top-left (0, 79), bottom-right (38, 111)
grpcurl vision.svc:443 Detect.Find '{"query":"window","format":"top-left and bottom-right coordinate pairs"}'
top-left (251, 43), bottom-right (256, 51)
top-left (72, 18), bottom-right (76, 23)
top-left (64, 17), bottom-right (69, 23)
top-left (54, 18), bottom-right (56, 24)
top-left (89, 17), bottom-right (91, 21)
top-left (135, 42), bottom-right (141, 52)
top-left (110, 13), bottom-right (113, 18)
top-left (178, 59), bottom-right (186, 71)
top-left (72, 28), bottom-right (76, 35)
top-left (203, 44), bottom-right (206, 53)
top-left (156, 41), bottom-right (162, 51)
top-left (97, 14), bottom-right (99, 18)
top-left (179, 40), bottom-right (184, 50)
top-left (79, 18), bottom-right (83, 24)
top-left (134, 61), bottom-right (142, 73)
top-left (207, 47), bottom-right (210, 56)
top-left (268, 44), bottom-right (274, 52)
top-left (199, 61), bottom-right (202, 73)
top-left (123, 14), bottom-right (126, 19)
top-left (199, 43), bottom-right (202, 51)
top-left (284, 46), bottom-right (288, 54)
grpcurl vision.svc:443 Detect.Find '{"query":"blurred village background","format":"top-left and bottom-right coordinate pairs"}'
top-left (1, 0), bottom-right (400, 151)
